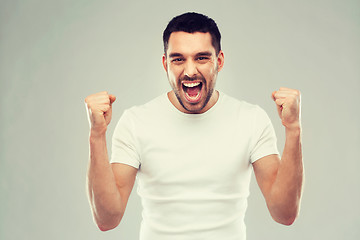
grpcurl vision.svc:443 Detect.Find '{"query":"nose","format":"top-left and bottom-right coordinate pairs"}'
top-left (184, 60), bottom-right (198, 78)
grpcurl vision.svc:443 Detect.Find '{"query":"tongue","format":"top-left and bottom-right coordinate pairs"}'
top-left (186, 85), bottom-right (201, 97)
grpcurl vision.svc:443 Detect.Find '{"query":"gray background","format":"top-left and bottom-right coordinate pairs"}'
top-left (1, 0), bottom-right (359, 239)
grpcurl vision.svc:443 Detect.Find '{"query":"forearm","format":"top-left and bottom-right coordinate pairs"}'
top-left (87, 131), bottom-right (123, 230)
top-left (268, 127), bottom-right (304, 225)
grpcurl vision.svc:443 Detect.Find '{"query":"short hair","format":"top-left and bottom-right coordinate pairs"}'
top-left (163, 12), bottom-right (221, 55)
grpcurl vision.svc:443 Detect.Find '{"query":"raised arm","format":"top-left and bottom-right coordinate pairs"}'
top-left (252, 87), bottom-right (304, 225)
top-left (85, 91), bottom-right (137, 231)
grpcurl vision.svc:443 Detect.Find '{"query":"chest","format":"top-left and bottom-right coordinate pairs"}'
top-left (136, 116), bottom-right (254, 196)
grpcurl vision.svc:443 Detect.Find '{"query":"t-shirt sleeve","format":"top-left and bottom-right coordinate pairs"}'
top-left (249, 106), bottom-right (279, 163)
top-left (110, 109), bottom-right (141, 169)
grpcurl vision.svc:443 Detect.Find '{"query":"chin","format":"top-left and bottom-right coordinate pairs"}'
top-left (181, 97), bottom-right (209, 114)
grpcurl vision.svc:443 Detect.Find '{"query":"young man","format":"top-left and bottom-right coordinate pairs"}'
top-left (85, 12), bottom-right (303, 240)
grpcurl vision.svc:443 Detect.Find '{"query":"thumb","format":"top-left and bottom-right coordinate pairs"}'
top-left (109, 94), bottom-right (116, 104)
top-left (272, 91), bottom-right (283, 119)
top-left (276, 104), bottom-right (283, 119)
top-left (271, 91), bottom-right (276, 101)
top-left (104, 96), bottom-right (114, 125)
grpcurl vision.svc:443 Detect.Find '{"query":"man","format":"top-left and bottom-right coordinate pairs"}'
top-left (85, 12), bottom-right (303, 240)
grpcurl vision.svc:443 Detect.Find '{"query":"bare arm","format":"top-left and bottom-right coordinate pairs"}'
top-left (85, 92), bottom-right (137, 231)
top-left (253, 129), bottom-right (303, 225)
top-left (253, 88), bottom-right (304, 225)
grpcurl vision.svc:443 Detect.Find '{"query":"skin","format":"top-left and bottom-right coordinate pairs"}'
top-left (162, 32), bottom-right (224, 114)
top-left (85, 31), bottom-right (303, 231)
top-left (253, 88), bottom-right (303, 225)
top-left (85, 92), bottom-right (137, 231)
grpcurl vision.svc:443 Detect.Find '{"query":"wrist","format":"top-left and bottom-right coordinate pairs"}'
top-left (90, 128), bottom-right (107, 140)
top-left (285, 125), bottom-right (302, 138)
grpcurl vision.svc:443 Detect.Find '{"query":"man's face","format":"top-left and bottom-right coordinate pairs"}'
top-left (162, 31), bottom-right (224, 114)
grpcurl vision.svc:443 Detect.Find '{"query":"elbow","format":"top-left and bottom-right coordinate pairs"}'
top-left (268, 198), bottom-right (301, 226)
top-left (97, 218), bottom-right (121, 232)
top-left (94, 213), bottom-right (123, 232)
top-left (274, 215), bottom-right (297, 226)
top-left (272, 210), bottom-right (298, 226)
top-left (98, 224), bottom-right (117, 232)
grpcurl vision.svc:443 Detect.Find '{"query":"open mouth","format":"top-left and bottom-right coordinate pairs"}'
top-left (182, 81), bottom-right (203, 103)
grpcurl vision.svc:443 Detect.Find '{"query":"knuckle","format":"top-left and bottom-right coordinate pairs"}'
top-left (293, 89), bottom-right (300, 95)
top-left (85, 95), bottom-right (93, 103)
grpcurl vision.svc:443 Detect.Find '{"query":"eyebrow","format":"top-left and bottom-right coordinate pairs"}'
top-left (168, 51), bottom-right (213, 58)
top-left (168, 53), bottom-right (183, 58)
top-left (195, 51), bottom-right (212, 57)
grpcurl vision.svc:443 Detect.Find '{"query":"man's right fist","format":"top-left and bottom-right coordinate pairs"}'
top-left (85, 91), bottom-right (116, 134)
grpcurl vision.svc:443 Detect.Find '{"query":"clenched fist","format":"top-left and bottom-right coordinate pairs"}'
top-left (272, 87), bottom-right (301, 130)
top-left (85, 91), bottom-right (116, 134)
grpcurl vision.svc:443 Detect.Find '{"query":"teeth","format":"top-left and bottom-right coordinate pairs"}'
top-left (183, 82), bottom-right (201, 88)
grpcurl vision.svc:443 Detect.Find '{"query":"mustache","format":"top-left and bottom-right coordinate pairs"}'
top-left (180, 74), bottom-right (205, 82)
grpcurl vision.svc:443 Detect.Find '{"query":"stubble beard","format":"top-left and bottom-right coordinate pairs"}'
top-left (171, 75), bottom-right (216, 114)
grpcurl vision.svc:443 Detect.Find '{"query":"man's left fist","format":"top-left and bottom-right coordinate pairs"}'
top-left (272, 87), bottom-right (301, 130)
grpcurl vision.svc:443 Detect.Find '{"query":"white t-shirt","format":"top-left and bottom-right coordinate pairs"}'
top-left (111, 91), bottom-right (279, 240)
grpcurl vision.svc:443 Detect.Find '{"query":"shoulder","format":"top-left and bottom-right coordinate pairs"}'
top-left (220, 92), bottom-right (266, 117)
top-left (113, 94), bottom-right (167, 136)
top-left (218, 92), bottom-right (273, 130)
top-left (124, 94), bottom-right (166, 115)
top-left (123, 94), bottom-right (167, 119)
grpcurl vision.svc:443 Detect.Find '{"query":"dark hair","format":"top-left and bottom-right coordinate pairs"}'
top-left (163, 12), bottom-right (221, 55)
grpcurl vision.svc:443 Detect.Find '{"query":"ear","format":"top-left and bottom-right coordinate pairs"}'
top-left (162, 54), bottom-right (167, 72)
top-left (217, 50), bottom-right (225, 72)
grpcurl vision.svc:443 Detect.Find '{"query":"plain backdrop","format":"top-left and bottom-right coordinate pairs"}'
top-left (1, 0), bottom-right (359, 239)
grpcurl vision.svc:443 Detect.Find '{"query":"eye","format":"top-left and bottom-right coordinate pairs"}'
top-left (171, 58), bottom-right (184, 63)
top-left (197, 56), bottom-right (210, 62)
